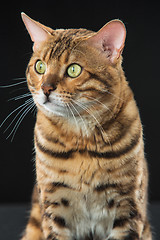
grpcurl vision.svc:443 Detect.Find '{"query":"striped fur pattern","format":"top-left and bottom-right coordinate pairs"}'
top-left (21, 14), bottom-right (152, 240)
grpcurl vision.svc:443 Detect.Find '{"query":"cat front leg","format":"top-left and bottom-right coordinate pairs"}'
top-left (108, 228), bottom-right (141, 240)
top-left (21, 185), bottom-right (44, 240)
top-left (41, 214), bottom-right (71, 240)
top-left (40, 192), bottom-right (72, 240)
top-left (108, 205), bottom-right (150, 240)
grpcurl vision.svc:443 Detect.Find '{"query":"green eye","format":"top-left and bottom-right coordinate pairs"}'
top-left (67, 64), bottom-right (82, 78)
top-left (35, 60), bottom-right (46, 74)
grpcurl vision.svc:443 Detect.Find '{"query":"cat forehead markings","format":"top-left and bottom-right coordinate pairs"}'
top-left (45, 28), bottom-right (93, 60)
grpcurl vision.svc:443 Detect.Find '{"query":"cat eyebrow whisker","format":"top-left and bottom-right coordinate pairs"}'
top-left (70, 40), bottom-right (86, 57)
top-left (71, 48), bottom-right (86, 58)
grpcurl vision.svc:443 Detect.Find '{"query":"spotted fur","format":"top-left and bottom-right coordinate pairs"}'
top-left (21, 13), bottom-right (152, 240)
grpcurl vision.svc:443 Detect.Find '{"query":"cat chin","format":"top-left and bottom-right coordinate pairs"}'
top-left (36, 102), bottom-right (67, 118)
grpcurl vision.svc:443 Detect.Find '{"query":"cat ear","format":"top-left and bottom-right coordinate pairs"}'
top-left (87, 20), bottom-right (126, 63)
top-left (21, 12), bottom-right (53, 51)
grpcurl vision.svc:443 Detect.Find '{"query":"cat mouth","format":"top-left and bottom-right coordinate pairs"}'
top-left (40, 99), bottom-right (68, 117)
top-left (43, 97), bottom-right (52, 104)
top-left (35, 91), bottom-right (94, 119)
top-left (38, 98), bottom-right (87, 118)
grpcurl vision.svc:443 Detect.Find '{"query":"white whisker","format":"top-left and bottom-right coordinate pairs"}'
top-left (0, 75), bottom-right (35, 141)
top-left (4, 98), bottom-right (33, 133)
top-left (12, 77), bottom-right (26, 81)
top-left (0, 80), bottom-right (26, 88)
top-left (70, 101), bottom-right (89, 137)
top-left (7, 101), bottom-right (35, 141)
top-left (31, 104), bottom-right (37, 117)
top-left (0, 98), bottom-right (32, 128)
top-left (102, 89), bottom-right (123, 101)
top-left (82, 94), bottom-right (114, 117)
top-left (8, 93), bottom-right (32, 101)
top-left (11, 103), bottom-right (35, 141)
top-left (73, 99), bottom-right (112, 148)
top-left (64, 102), bottom-right (70, 119)
top-left (70, 40), bottom-right (86, 57)
top-left (66, 103), bottom-right (79, 134)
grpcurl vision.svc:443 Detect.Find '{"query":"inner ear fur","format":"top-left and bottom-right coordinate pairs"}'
top-left (86, 20), bottom-right (126, 63)
top-left (21, 12), bottom-right (53, 51)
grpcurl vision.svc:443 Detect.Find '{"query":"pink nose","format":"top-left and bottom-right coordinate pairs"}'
top-left (41, 82), bottom-right (57, 97)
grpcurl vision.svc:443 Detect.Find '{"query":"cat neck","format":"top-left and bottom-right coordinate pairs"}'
top-left (34, 90), bottom-right (140, 154)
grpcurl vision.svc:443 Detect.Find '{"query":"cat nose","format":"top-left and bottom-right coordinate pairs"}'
top-left (41, 82), bottom-right (57, 97)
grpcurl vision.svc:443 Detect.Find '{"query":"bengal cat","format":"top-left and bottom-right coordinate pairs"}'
top-left (20, 13), bottom-right (152, 240)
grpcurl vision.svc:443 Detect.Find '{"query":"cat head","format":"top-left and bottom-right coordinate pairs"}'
top-left (22, 13), bottom-right (126, 130)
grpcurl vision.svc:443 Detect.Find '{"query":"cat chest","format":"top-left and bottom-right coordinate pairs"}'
top-left (44, 187), bottom-right (116, 239)
top-left (70, 191), bottom-right (116, 239)
top-left (37, 153), bottom-right (116, 238)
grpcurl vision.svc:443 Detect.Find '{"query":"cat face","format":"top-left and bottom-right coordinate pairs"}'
top-left (22, 13), bottom-right (126, 123)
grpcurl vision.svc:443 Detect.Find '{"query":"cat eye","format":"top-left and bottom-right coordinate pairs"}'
top-left (35, 60), bottom-right (46, 74)
top-left (67, 64), bottom-right (82, 78)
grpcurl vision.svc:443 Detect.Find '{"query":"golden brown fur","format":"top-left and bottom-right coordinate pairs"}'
top-left (21, 13), bottom-right (152, 240)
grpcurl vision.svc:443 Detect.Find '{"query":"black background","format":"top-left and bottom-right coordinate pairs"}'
top-left (0, 1), bottom-right (160, 203)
